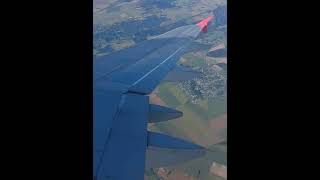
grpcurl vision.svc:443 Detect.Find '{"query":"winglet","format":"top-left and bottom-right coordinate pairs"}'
top-left (196, 15), bottom-right (214, 32)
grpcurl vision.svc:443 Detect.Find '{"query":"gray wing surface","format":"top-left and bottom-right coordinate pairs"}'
top-left (94, 17), bottom-right (214, 180)
top-left (94, 25), bottom-right (201, 94)
top-left (94, 89), bottom-right (149, 179)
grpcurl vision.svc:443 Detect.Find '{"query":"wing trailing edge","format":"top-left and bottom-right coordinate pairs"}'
top-left (163, 65), bottom-right (203, 82)
top-left (149, 104), bottom-right (182, 123)
top-left (145, 132), bottom-right (206, 168)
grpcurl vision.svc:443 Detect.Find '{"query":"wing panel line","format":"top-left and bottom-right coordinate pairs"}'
top-left (131, 46), bottom-right (185, 86)
top-left (94, 94), bottom-right (127, 177)
top-left (130, 26), bottom-right (199, 87)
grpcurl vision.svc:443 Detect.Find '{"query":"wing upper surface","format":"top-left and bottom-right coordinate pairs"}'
top-left (93, 16), bottom-right (215, 180)
top-left (94, 25), bottom-right (201, 94)
top-left (94, 90), bottom-right (149, 180)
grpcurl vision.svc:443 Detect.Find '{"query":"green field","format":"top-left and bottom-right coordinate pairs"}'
top-left (152, 45), bottom-right (227, 179)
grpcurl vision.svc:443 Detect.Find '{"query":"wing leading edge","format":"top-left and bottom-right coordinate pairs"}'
top-left (94, 16), bottom-right (215, 180)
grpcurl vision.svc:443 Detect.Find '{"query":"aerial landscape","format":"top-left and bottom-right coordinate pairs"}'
top-left (93, 0), bottom-right (227, 179)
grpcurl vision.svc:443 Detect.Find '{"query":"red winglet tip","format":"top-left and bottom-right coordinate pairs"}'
top-left (196, 15), bottom-right (214, 30)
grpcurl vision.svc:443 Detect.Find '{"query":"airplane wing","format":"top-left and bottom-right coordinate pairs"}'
top-left (94, 16), bottom-right (214, 180)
